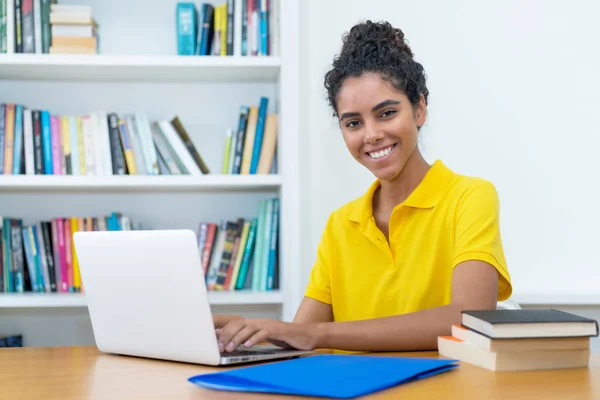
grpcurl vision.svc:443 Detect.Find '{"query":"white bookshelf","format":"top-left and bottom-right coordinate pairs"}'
top-left (0, 291), bottom-right (283, 308)
top-left (0, 0), bottom-right (301, 347)
top-left (0, 174), bottom-right (282, 191)
top-left (0, 54), bottom-right (281, 82)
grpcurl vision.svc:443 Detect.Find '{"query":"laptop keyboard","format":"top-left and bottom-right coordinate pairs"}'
top-left (223, 349), bottom-right (278, 356)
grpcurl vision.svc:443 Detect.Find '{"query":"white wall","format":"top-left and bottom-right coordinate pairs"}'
top-left (298, 0), bottom-right (600, 351)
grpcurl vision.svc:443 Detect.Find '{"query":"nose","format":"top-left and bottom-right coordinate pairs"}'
top-left (364, 122), bottom-right (384, 144)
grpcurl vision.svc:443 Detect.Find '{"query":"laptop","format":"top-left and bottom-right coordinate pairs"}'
top-left (73, 229), bottom-right (313, 366)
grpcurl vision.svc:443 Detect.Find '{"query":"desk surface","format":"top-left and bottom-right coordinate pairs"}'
top-left (1, 346), bottom-right (599, 399)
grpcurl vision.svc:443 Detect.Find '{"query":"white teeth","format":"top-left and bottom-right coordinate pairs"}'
top-left (368, 145), bottom-right (394, 159)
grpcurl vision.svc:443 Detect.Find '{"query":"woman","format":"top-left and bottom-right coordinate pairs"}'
top-left (214, 20), bottom-right (512, 353)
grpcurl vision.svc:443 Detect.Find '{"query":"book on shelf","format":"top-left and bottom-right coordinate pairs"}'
top-left (178, 0), bottom-right (279, 57)
top-left (0, 198), bottom-right (280, 295)
top-left (201, 197), bottom-right (279, 291)
top-left (438, 309), bottom-right (599, 372)
top-left (0, 102), bottom-right (211, 176)
top-left (0, 0), bottom-right (99, 55)
top-left (222, 95), bottom-right (278, 175)
top-left (0, 212), bottom-right (143, 294)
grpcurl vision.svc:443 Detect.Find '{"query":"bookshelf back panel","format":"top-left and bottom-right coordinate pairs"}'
top-left (0, 191), bottom-right (277, 230)
top-left (0, 80), bottom-right (278, 174)
top-left (54, 0), bottom-right (269, 56)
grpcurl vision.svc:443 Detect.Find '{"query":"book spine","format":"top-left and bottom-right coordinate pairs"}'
top-left (3, 104), bottom-right (15, 174)
top-left (2, 219), bottom-right (12, 292)
top-left (32, 0), bottom-right (40, 52)
top-left (60, 116), bottom-right (71, 175)
top-left (40, 110), bottom-right (52, 174)
top-left (201, 223), bottom-right (216, 277)
top-left (76, 116), bottom-right (86, 175)
top-left (5, 0), bottom-right (14, 54)
top-left (10, 219), bottom-right (24, 293)
top-left (249, 96), bottom-right (268, 174)
top-left (40, 0), bottom-right (49, 53)
top-left (41, 221), bottom-right (56, 292)
top-left (22, 108), bottom-right (34, 174)
top-left (107, 113), bottom-right (126, 175)
top-left (241, 0), bottom-right (247, 55)
top-left (32, 110), bottom-right (42, 174)
top-left (232, 106), bottom-right (248, 174)
top-left (266, 198), bottom-right (278, 290)
top-left (50, 219), bottom-right (62, 292)
top-left (226, 0), bottom-right (234, 55)
top-left (170, 116), bottom-right (209, 174)
top-left (259, 0), bottom-right (267, 55)
top-left (82, 115), bottom-right (95, 175)
top-left (20, 0), bottom-right (32, 52)
top-left (1, 0), bottom-right (6, 53)
top-left (14, 0), bottom-right (22, 53)
top-left (118, 119), bottom-right (137, 174)
top-left (50, 115), bottom-right (61, 174)
top-left (0, 103), bottom-right (5, 174)
top-left (57, 218), bottom-right (68, 292)
top-left (11, 104), bottom-right (22, 174)
top-left (235, 217), bottom-right (257, 290)
top-left (30, 224), bottom-right (44, 291)
top-left (21, 225), bottom-right (38, 292)
top-left (176, 2), bottom-right (196, 56)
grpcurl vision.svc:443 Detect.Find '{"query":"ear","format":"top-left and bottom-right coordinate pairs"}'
top-left (415, 93), bottom-right (427, 128)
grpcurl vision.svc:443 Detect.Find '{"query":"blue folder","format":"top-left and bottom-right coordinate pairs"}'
top-left (188, 354), bottom-right (459, 399)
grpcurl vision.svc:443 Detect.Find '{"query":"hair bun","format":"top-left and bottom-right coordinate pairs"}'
top-left (346, 20), bottom-right (414, 59)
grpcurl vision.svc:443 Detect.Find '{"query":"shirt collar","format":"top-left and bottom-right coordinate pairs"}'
top-left (348, 160), bottom-right (455, 225)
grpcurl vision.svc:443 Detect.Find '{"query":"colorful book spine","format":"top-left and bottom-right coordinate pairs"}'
top-left (12, 104), bottom-right (23, 174)
top-left (51, 115), bottom-right (61, 174)
top-left (249, 96), bottom-right (268, 174)
top-left (176, 2), bottom-right (197, 55)
top-left (41, 110), bottom-right (52, 174)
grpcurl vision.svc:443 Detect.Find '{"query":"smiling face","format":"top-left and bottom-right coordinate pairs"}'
top-left (336, 72), bottom-right (427, 182)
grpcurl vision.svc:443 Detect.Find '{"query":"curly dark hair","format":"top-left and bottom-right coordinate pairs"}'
top-left (324, 20), bottom-right (429, 119)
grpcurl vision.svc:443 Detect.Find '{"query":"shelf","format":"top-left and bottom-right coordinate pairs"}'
top-left (0, 54), bottom-right (281, 83)
top-left (0, 174), bottom-right (282, 192)
top-left (0, 291), bottom-right (283, 308)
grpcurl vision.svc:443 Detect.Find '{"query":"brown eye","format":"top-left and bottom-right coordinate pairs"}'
top-left (380, 109), bottom-right (397, 118)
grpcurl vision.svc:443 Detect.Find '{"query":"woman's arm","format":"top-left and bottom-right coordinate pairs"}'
top-left (216, 260), bottom-right (499, 352)
top-left (293, 297), bottom-right (333, 324)
top-left (314, 260), bottom-right (498, 351)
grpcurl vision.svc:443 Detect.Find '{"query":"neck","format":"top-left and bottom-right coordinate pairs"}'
top-left (378, 149), bottom-right (430, 207)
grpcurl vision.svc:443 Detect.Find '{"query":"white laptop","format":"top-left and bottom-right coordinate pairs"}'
top-left (73, 229), bottom-right (312, 366)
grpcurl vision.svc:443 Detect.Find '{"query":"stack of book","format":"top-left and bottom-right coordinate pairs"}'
top-left (438, 309), bottom-right (599, 371)
top-left (49, 3), bottom-right (98, 54)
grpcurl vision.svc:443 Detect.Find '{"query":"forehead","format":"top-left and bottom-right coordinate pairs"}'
top-left (336, 73), bottom-right (405, 111)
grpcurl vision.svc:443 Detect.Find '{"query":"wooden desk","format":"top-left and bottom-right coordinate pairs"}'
top-left (1, 346), bottom-right (599, 399)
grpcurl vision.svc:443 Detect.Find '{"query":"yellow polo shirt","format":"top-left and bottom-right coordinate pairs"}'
top-left (305, 160), bottom-right (512, 322)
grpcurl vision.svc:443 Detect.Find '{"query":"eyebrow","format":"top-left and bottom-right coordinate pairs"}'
top-left (339, 99), bottom-right (401, 121)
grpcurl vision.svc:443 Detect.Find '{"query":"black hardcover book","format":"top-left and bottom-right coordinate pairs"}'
top-left (462, 309), bottom-right (599, 339)
top-left (107, 113), bottom-right (126, 175)
top-left (32, 110), bottom-right (43, 174)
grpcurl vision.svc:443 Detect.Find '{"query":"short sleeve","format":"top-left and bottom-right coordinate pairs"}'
top-left (304, 216), bottom-right (333, 305)
top-left (452, 180), bottom-right (512, 301)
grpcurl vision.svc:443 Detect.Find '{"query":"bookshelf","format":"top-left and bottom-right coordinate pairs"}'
top-left (0, 174), bottom-right (282, 191)
top-left (0, 291), bottom-right (284, 308)
top-left (0, 54), bottom-right (282, 82)
top-left (0, 0), bottom-right (302, 347)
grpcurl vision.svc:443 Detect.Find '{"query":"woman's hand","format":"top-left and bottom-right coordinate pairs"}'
top-left (216, 318), bottom-right (320, 352)
top-left (212, 314), bottom-right (243, 329)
